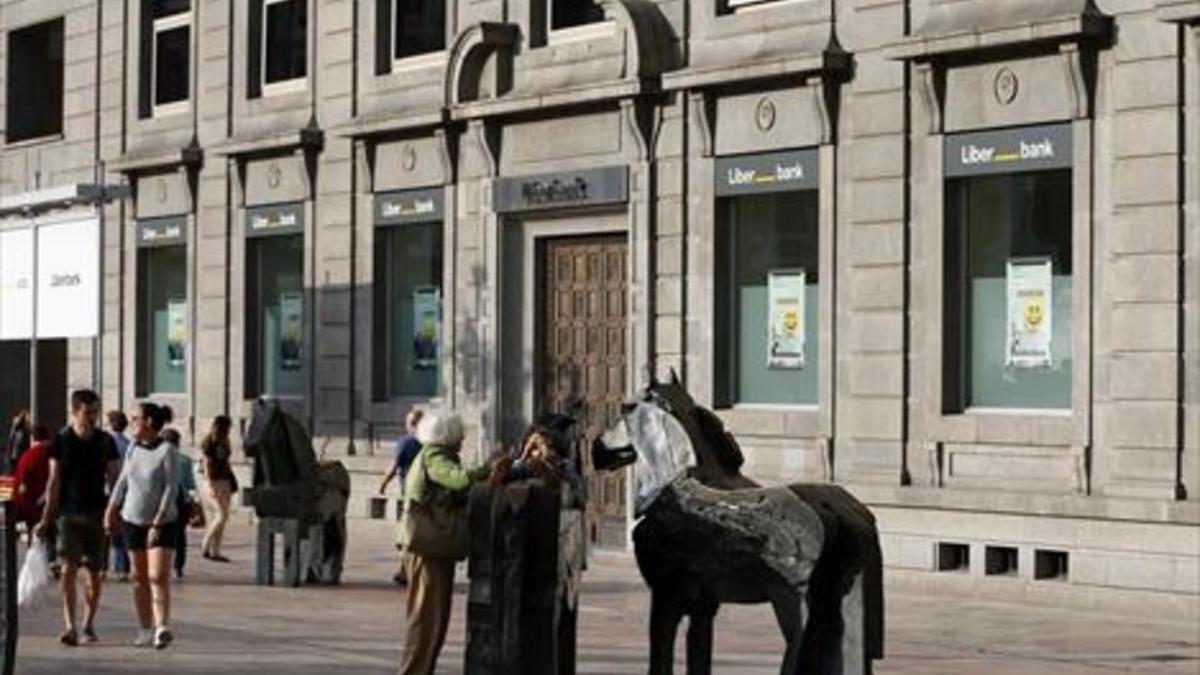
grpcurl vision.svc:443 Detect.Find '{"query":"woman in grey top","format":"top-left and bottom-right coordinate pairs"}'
top-left (104, 402), bottom-right (178, 650)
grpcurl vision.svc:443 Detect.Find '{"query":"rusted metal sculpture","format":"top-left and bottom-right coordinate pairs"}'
top-left (593, 376), bottom-right (884, 675)
top-left (243, 399), bottom-right (350, 586)
top-left (465, 412), bottom-right (587, 675)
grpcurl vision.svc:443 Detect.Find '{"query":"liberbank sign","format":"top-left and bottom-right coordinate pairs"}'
top-left (945, 123), bottom-right (1072, 178)
top-left (715, 149), bottom-right (819, 197)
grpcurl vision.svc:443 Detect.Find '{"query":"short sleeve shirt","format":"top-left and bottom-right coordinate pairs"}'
top-left (50, 427), bottom-right (119, 516)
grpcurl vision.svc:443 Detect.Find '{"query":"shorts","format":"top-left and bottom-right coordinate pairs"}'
top-left (124, 521), bottom-right (179, 551)
top-left (56, 514), bottom-right (107, 571)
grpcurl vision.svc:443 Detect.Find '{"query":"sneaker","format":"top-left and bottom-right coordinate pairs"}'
top-left (81, 626), bottom-right (98, 643)
top-left (202, 551), bottom-right (212, 560)
top-left (211, 554), bottom-right (231, 563)
top-left (133, 629), bottom-right (154, 647)
top-left (154, 627), bottom-right (174, 650)
top-left (59, 628), bottom-right (78, 647)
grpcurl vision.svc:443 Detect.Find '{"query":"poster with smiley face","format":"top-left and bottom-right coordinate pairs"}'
top-left (767, 269), bottom-right (806, 369)
top-left (1006, 258), bottom-right (1053, 369)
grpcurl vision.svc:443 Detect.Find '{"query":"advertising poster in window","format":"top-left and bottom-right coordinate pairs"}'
top-left (166, 299), bottom-right (187, 369)
top-left (767, 269), bottom-right (805, 370)
top-left (412, 286), bottom-right (441, 370)
top-left (279, 291), bottom-right (303, 371)
top-left (1006, 258), bottom-right (1053, 368)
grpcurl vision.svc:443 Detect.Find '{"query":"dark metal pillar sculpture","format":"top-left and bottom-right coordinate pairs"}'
top-left (464, 481), bottom-right (585, 675)
top-left (0, 481), bottom-right (18, 675)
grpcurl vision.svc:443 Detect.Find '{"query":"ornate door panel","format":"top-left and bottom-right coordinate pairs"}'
top-left (539, 235), bottom-right (628, 547)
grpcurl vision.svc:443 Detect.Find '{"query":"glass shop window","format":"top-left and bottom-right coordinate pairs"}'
top-left (136, 244), bottom-right (188, 395)
top-left (943, 170), bottom-right (1073, 410)
top-left (717, 191), bottom-right (820, 406)
top-left (373, 222), bottom-right (443, 400)
top-left (247, 234), bottom-right (305, 396)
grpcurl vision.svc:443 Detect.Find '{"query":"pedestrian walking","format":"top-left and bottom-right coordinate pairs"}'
top-left (106, 411), bottom-right (131, 582)
top-left (104, 402), bottom-right (179, 649)
top-left (161, 428), bottom-right (197, 579)
top-left (396, 410), bottom-right (497, 675)
top-left (379, 408), bottom-right (424, 585)
top-left (12, 419), bottom-right (52, 533)
top-left (33, 389), bottom-right (121, 647)
top-left (5, 410), bottom-right (31, 474)
top-left (200, 415), bottom-right (236, 563)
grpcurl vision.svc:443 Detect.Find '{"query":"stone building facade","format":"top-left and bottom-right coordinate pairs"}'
top-left (0, 0), bottom-right (1196, 615)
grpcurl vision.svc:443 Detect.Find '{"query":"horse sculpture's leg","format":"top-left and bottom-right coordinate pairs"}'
top-left (648, 592), bottom-right (684, 675)
top-left (685, 601), bottom-right (718, 675)
top-left (770, 588), bottom-right (808, 675)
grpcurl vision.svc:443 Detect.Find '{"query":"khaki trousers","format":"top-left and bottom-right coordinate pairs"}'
top-left (202, 479), bottom-right (232, 557)
top-left (399, 554), bottom-right (456, 675)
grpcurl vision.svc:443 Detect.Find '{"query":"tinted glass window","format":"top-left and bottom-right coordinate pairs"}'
top-left (5, 19), bottom-right (64, 142)
top-left (718, 191), bottom-right (820, 405)
top-left (394, 0), bottom-right (445, 58)
top-left (944, 170), bottom-right (1073, 409)
top-left (154, 24), bottom-right (190, 105)
top-left (551, 0), bottom-right (604, 30)
top-left (264, 0), bottom-right (307, 84)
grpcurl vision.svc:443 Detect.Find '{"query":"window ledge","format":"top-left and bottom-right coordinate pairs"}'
top-left (392, 51), bottom-right (448, 73)
top-left (152, 101), bottom-right (191, 119)
top-left (726, 0), bottom-right (816, 16)
top-left (261, 78), bottom-right (308, 98)
top-left (722, 403), bottom-right (820, 412)
top-left (963, 407), bottom-right (1073, 417)
top-left (1157, 0), bottom-right (1200, 23)
top-left (886, 1), bottom-right (1113, 61)
top-left (4, 133), bottom-right (65, 149)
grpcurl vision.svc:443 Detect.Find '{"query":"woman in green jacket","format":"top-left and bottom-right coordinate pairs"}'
top-left (397, 410), bottom-right (493, 675)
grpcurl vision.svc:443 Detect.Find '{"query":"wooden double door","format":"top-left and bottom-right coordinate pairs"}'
top-left (537, 234), bottom-right (628, 547)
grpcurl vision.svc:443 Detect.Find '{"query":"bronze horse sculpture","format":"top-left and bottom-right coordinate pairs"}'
top-left (592, 376), bottom-right (884, 675)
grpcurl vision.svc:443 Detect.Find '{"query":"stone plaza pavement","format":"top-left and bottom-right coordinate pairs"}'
top-left (12, 517), bottom-right (1200, 674)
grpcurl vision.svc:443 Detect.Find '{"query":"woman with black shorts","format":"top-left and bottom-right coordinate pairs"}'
top-left (105, 402), bottom-right (179, 649)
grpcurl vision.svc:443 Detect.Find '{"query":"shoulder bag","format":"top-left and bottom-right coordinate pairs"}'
top-left (398, 454), bottom-right (470, 560)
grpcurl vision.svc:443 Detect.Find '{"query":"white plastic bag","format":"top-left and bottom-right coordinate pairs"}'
top-left (18, 540), bottom-right (53, 609)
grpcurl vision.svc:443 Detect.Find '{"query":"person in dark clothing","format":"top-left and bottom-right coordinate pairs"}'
top-left (379, 408), bottom-right (424, 585)
top-left (5, 410), bottom-right (31, 474)
top-left (158, 428), bottom-right (197, 580)
top-left (107, 410), bottom-right (131, 581)
top-left (200, 416), bottom-right (236, 562)
top-left (34, 390), bottom-right (121, 647)
top-left (492, 414), bottom-right (586, 505)
top-left (379, 408), bottom-right (425, 495)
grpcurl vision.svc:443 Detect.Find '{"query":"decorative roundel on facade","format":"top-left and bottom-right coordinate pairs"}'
top-left (156, 178), bottom-right (168, 203)
top-left (994, 67), bottom-right (1019, 106)
top-left (267, 163), bottom-right (283, 189)
top-left (402, 145), bottom-right (418, 172)
top-left (756, 97), bottom-right (777, 132)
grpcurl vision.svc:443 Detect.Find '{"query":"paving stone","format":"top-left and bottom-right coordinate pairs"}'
top-left (13, 517), bottom-right (1200, 675)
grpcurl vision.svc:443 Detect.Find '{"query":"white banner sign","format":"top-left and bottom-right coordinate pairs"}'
top-left (767, 268), bottom-right (806, 370)
top-left (1006, 258), bottom-right (1053, 368)
top-left (36, 218), bottom-right (101, 339)
top-left (0, 228), bottom-right (34, 340)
